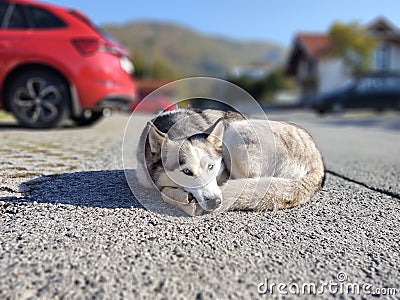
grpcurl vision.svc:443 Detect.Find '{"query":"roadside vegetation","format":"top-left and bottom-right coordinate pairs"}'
top-left (328, 21), bottom-right (377, 76)
top-left (0, 111), bottom-right (12, 119)
top-left (105, 20), bottom-right (377, 104)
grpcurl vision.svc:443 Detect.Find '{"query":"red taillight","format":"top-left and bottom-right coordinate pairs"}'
top-left (72, 38), bottom-right (100, 56)
top-left (72, 38), bottom-right (123, 56)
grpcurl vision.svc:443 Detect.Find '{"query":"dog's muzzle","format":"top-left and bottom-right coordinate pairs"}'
top-left (203, 197), bottom-right (222, 211)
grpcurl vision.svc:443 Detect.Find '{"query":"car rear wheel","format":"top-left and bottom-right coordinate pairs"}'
top-left (7, 70), bottom-right (69, 128)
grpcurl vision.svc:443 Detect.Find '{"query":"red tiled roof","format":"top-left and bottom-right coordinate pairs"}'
top-left (296, 33), bottom-right (333, 57)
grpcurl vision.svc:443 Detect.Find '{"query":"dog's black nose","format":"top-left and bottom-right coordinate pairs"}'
top-left (205, 197), bottom-right (222, 210)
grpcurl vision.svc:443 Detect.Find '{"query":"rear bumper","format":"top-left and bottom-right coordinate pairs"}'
top-left (94, 95), bottom-right (136, 112)
top-left (70, 52), bottom-right (137, 115)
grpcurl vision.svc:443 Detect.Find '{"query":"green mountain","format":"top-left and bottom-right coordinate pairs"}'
top-left (103, 21), bottom-right (286, 78)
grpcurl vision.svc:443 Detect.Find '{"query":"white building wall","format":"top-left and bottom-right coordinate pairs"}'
top-left (317, 58), bottom-right (352, 94)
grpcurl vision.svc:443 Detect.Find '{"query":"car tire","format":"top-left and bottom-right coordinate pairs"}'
top-left (71, 111), bottom-right (103, 127)
top-left (395, 101), bottom-right (400, 112)
top-left (7, 69), bottom-right (69, 128)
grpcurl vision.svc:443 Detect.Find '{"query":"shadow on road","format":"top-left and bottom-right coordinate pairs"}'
top-left (0, 122), bottom-right (21, 130)
top-left (318, 114), bottom-right (400, 131)
top-left (12, 170), bottom-right (143, 209)
top-left (2, 169), bottom-right (189, 217)
top-left (0, 121), bottom-right (92, 131)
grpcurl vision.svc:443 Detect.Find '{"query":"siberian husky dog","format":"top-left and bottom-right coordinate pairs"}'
top-left (136, 109), bottom-right (325, 216)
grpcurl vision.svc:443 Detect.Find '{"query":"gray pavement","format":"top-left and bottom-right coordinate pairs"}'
top-left (0, 111), bottom-right (399, 299)
top-left (268, 111), bottom-right (400, 196)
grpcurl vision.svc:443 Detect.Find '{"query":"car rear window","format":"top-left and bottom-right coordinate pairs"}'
top-left (28, 6), bottom-right (66, 29)
top-left (0, 3), bottom-right (8, 26)
top-left (68, 9), bottom-right (116, 42)
top-left (356, 76), bottom-right (400, 92)
top-left (383, 77), bottom-right (400, 90)
top-left (6, 5), bottom-right (29, 29)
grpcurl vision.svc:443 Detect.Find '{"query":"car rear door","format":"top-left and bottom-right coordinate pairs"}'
top-left (350, 78), bottom-right (371, 108)
top-left (0, 3), bottom-right (31, 77)
top-left (0, 2), bottom-right (72, 84)
top-left (352, 77), bottom-right (386, 109)
top-left (382, 76), bottom-right (400, 109)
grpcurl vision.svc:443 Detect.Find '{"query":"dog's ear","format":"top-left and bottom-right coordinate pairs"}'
top-left (206, 118), bottom-right (225, 148)
top-left (147, 121), bottom-right (166, 153)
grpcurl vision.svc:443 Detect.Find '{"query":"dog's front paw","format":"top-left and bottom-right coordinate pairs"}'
top-left (161, 187), bottom-right (190, 204)
top-left (160, 188), bottom-right (206, 217)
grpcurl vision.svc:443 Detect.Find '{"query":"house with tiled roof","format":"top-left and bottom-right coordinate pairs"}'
top-left (285, 17), bottom-right (400, 106)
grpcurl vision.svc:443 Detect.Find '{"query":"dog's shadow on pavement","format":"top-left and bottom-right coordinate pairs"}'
top-left (0, 120), bottom-right (97, 131)
top-left (17, 169), bottom-right (188, 217)
top-left (20, 170), bottom-right (140, 209)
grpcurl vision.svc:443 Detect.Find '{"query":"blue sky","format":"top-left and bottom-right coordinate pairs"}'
top-left (51, 0), bottom-right (400, 46)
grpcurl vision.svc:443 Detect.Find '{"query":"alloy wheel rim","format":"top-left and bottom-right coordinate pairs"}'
top-left (13, 77), bottom-right (61, 124)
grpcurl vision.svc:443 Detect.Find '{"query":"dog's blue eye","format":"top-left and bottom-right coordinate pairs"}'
top-left (182, 168), bottom-right (193, 176)
top-left (208, 164), bottom-right (214, 171)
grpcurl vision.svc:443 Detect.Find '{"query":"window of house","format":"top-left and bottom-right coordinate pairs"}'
top-left (374, 44), bottom-right (391, 70)
top-left (308, 60), bottom-right (315, 73)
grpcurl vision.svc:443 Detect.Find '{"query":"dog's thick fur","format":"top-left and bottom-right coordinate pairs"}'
top-left (136, 109), bottom-right (325, 216)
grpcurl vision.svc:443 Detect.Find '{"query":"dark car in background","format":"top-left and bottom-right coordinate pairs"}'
top-left (0, 0), bottom-right (136, 128)
top-left (312, 73), bottom-right (400, 114)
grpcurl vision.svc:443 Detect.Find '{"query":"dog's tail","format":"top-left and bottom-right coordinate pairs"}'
top-left (221, 167), bottom-right (325, 211)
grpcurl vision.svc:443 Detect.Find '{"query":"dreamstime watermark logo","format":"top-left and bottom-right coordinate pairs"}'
top-left (257, 272), bottom-right (397, 296)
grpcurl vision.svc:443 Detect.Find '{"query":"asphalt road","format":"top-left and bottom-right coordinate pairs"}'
top-left (0, 110), bottom-right (399, 299)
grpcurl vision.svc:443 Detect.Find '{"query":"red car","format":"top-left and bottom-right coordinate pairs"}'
top-left (0, 0), bottom-right (136, 128)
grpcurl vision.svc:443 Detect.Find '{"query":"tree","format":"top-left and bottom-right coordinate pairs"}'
top-left (130, 51), bottom-right (178, 80)
top-left (228, 68), bottom-right (293, 103)
top-left (130, 52), bottom-right (146, 78)
top-left (151, 60), bottom-right (178, 80)
top-left (328, 21), bottom-right (378, 76)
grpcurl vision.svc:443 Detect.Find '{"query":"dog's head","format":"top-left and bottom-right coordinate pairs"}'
top-left (147, 118), bottom-right (225, 212)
